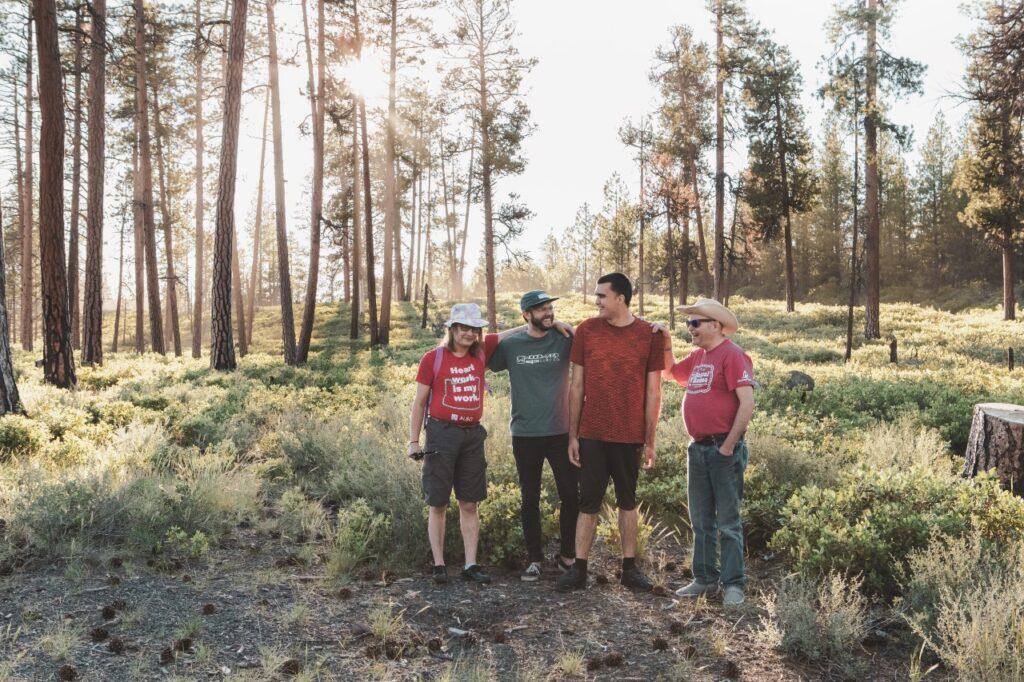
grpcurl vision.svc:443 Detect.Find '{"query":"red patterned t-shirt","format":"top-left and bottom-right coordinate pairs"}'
top-left (569, 317), bottom-right (665, 443)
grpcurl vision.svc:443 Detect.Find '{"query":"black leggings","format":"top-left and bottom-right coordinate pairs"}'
top-left (512, 434), bottom-right (579, 562)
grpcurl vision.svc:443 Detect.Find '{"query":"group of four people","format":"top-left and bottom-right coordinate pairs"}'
top-left (406, 273), bottom-right (756, 605)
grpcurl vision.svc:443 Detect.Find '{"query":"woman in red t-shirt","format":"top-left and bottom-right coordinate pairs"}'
top-left (407, 303), bottom-right (496, 586)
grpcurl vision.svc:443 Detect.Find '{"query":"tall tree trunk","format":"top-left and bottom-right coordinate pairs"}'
top-left (247, 90), bottom-right (269, 346)
top-left (13, 61), bottom-right (23, 349)
top-left (34, 0), bottom-right (76, 387)
top-left (82, 0), bottom-right (105, 365)
top-left (1003, 235), bottom-right (1017, 321)
top-left (267, 0), bottom-right (297, 364)
top-left (112, 207), bottom-right (125, 354)
top-left (666, 196), bottom-right (675, 329)
top-left (210, 0), bottom-right (247, 370)
top-left (68, 6), bottom-right (83, 350)
top-left (423, 158), bottom-right (433, 290)
top-left (637, 130), bottom-right (646, 316)
top-left (152, 88), bottom-right (183, 356)
top-left (0, 201), bottom-right (22, 413)
top-left (477, 15), bottom-right (497, 330)
top-left (377, 0), bottom-right (399, 345)
top-left (773, 89), bottom-right (796, 313)
top-left (689, 158), bottom-right (712, 293)
top-left (132, 124), bottom-right (145, 353)
top-left (192, 0), bottom-right (205, 358)
top-left (440, 150), bottom-right (457, 288)
top-left (349, 98), bottom-right (362, 340)
top-left (296, 0), bottom-right (325, 362)
top-left (21, 14), bottom-right (34, 352)
top-left (681, 200), bottom-right (690, 305)
top-left (845, 74), bottom-right (861, 362)
top-left (134, 0), bottom-right (165, 354)
top-left (231, 220), bottom-right (247, 356)
top-left (712, 0), bottom-right (726, 301)
top-left (863, 0), bottom-right (881, 339)
top-left (458, 124), bottom-right (476, 297)
top-left (359, 98), bottom-right (380, 345)
top-left (407, 149), bottom-right (419, 300)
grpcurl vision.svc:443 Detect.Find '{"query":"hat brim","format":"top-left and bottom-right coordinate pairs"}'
top-left (676, 303), bottom-right (739, 335)
top-left (523, 296), bottom-right (559, 311)
top-left (445, 318), bottom-right (488, 329)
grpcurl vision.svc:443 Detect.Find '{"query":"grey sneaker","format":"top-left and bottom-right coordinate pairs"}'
top-left (675, 580), bottom-right (720, 598)
top-left (722, 585), bottom-right (745, 605)
top-left (520, 562), bottom-right (542, 582)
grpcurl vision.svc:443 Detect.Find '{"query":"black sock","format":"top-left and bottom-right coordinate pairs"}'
top-left (576, 559), bottom-right (588, 575)
top-left (622, 557), bottom-right (636, 571)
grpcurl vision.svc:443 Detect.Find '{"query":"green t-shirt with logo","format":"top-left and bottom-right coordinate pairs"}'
top-left (487, 329), bottom-right (572, 437)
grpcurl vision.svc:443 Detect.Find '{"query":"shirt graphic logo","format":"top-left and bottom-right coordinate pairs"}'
top-left (739, 369), bottom-right (753, 384)
top-left (442, 364), bottom-right (481, 411)
top-left (687, 364), bottom-right (715, 394)
top-left (515, 352), bottom-right (561, 365)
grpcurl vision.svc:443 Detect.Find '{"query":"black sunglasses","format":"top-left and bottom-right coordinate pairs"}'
top-left (686, 318), bottom-right (717, 328)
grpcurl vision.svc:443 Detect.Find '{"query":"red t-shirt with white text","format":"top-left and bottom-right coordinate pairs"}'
top-left (416, 337), bottom-right (499, 424)
top-left (669, 339), bottom-right (755, 439)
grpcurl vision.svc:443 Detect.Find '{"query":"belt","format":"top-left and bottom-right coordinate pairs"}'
top-left (428, 417), bottom-right (479, 430)
top-left (694, 433), bottom-right (741, 447)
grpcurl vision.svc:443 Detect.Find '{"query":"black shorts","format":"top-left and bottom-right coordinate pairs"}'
top-left (578, 438), bottom-right (641, 514)
top-left (422, 419), bottom-right (488, 507)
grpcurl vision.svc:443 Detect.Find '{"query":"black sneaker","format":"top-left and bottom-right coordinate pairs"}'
top-left (554, 553), bottom-right (574, 573)
top-left (555, 565), bottom-right (587, 592)
top-left (460, 564), bottom-right (492, 584)
top-left (620, 565), bottom-right (654, 592)
top-left (432, 565), bottom-right (449, 585)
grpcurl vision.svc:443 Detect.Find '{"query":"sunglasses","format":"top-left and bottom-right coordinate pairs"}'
top-left (686, 318), bottom-right (717, 329)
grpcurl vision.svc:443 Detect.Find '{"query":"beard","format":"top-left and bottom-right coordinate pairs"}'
top-left (528, 313), bottom-right (554, 332)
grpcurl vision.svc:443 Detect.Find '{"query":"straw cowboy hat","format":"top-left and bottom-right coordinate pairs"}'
top-left (677, 298), bottom-right (740, 335)
top-left (444, 303), bottom-right (488, 328)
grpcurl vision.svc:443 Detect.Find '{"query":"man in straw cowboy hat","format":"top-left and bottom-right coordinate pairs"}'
top-left (662, 297), bottom-right (755, 606)
top-left (408, 303), bottom-right (497, 585)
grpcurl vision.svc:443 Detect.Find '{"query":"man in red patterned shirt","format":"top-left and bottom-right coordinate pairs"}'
top-left (556, 273), bottom-right (664, 592)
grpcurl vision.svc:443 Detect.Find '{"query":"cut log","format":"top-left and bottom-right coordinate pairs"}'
top-left (962, 403), bottom-right (1024, 495)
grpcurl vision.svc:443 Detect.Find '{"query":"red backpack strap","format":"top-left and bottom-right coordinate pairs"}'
top-left (425, 347), bottom-right (445, 425)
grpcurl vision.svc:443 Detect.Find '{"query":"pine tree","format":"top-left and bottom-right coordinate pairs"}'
top-left (82, 0), bottom-right (107, 366)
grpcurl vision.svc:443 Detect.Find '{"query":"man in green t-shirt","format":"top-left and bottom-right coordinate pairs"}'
top-left (486, 290), bottom-right (579, 582)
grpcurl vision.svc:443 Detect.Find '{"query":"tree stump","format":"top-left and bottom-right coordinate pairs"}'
top-left (962, 403), bottom-right (1024, 495)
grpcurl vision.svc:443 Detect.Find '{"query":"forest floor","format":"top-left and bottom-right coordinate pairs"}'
top-left (1, 532), bottom-right (913, 681)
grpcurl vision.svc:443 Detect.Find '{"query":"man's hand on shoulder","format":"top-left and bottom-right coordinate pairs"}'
top-left (647, 321), bottom-right (669, 337)
top-left (554, 319), bottom-right (574, 337)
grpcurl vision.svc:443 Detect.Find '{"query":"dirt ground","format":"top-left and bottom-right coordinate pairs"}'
top-left (0, 530), bottom-right (921, 682)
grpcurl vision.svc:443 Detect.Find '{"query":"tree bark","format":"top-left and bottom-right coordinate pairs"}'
top-left (689, 158), bottom-right (711, 294)
top-left (863, 0), bottom-right (881, 339)
top-left (712, 0), bottom-right (726, 301)
top-left (845, 72), bottom-right (861, 362)
top-left (68, 6), bottom-right (84, 350)
top-left (0, 200), bottom-right (23, 414)
top-left (134, 0), bottom-right (165, 354)
top-left (21, 14), bottom-right (34, 352)
top-left (152, 87), bottom-right (183, 356)
top-left (231, 217), bottom-right (247, 356)
top-left (637, 122), bottom-right (646, 316)
top-left (349, 97), bottom-right (362, 340)
top-left (458, 124), bottom-right (476, 297)
top-left (247, 90), bottom-right (269, 346)
top-left (133, 123), bottom-right (145, 353)
top-left (296, 0), bottom-right (325, 362)
top-left (963, 403), bottom-right (1024, 496)
top-left (209, 0), bottom-right (248, 370)
top-left (377, 0), bottom-right (399, 345)
top-left (192, 0), bottom-right (205, 358)
top-left (12, 66), bottom-right (23, 348)
top-left (773, 88), bottom-right (796, 313)
top-left (34, 0), bottom-right (76, 387)
top-left (82, 0), bottom-right (105, 365)
top-left (478, 10), bottom-right (497, 331)
top-left (267, 0), bottom-right (297, 364)
top-left (359, 97), bottom-right (380, 345)
top-left (1003, 237), bottom-right (1017, 321)
top-left (112, 207), bottom-right (125, 354)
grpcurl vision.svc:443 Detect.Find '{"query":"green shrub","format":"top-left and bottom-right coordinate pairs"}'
top-left (743, 434), bottom-right (836, 550)
top-left (758, 572), bottom-right (868, 677)
top-left (477, 481), bottom-right (558, 567)
top-left (0, 415), bottom-right (48, 462)
top-left (326, 498), bottom-right (392, 577)
top-left (275, 487), bottom-right (328, 542)
top-left (771, 467), bottom-right (1024, 599)
top-left (158, 526), bottom-right (211, 562)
